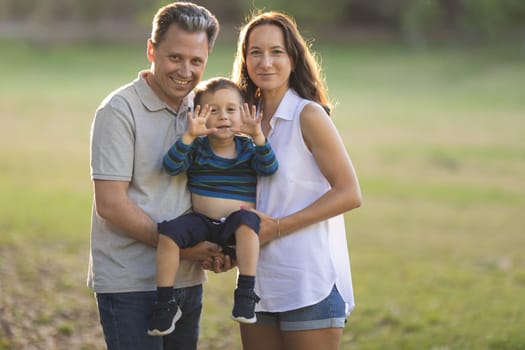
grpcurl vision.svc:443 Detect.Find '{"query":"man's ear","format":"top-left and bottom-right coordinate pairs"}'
top-left (146, 39), bottom-right (155, 63)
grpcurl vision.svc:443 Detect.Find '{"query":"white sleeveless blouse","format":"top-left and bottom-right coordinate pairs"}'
top-left (255, 89), bottom-right (355, 314)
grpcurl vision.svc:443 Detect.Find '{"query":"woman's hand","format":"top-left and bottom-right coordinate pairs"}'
top-left (241, 207), bottom-right (279, 245)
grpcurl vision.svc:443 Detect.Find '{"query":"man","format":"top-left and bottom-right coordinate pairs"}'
top-left (88, 3), bottom-right (226, 349)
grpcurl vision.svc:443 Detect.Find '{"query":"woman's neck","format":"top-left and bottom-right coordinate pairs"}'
top-left (261, 87), bottom-right (288, 136)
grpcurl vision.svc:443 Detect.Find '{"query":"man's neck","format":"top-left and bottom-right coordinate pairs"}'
top-left (142, 71), bottom-right (183, 111)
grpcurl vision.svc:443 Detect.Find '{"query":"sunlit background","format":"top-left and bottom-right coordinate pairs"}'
top-left (1, 1), bottom-right (524, 349)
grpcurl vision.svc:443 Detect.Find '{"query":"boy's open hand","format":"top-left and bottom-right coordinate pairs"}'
top-left (232, 103), bottom-right (266, 145)
top-left (182, 105), bottom-right (217, 144)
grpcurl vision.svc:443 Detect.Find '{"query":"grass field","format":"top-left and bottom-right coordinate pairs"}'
top-left (0, 39), bottom-right (524, 350)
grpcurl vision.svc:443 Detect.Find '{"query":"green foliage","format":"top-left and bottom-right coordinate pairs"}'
top-left (240, 0), bottom-right (348, 27)
top-left (400, 0), bottom-right (443, 45)
top-left (394, 0), bottom-right (525, 43)
top-left (1, 0), bottom-right (525, 43)
top-left (460, 0), bottom-right (525, 36)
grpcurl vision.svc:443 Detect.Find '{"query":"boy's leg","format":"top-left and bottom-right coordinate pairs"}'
top-left (232, 273), bottom-right (260, 323)
top-left (148, 235), bottom-right (182, 336)
top-left (156, 234), bottom-right (181, 288)
top-left (150, 214), bottom-right (210, 336)
top-left (223, 210), bottom-right (261, 324)
top-left (220, 210), bottom-right (261, 274)
top-left (234, 223), bottom-right (259, 276)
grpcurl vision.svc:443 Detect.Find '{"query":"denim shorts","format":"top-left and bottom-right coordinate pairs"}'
top-left (255, 285), bottom-right (347, 331)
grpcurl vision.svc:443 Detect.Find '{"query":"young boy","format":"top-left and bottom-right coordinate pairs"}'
top-left (147, 77), bottom-right (278, 336)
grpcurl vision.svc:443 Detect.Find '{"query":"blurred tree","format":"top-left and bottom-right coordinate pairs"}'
top-left (27, 0), bottom-right (75, 23)
top-left (239, 0), bottom-right (348, 28)
top-left (0, 0), bottom-right (523, 43)
top-left (399, 0), bottom-right (443, 45)
top-left (343, 0), bottom-right (525, 45)
top-left (460, 0), bottom-right (525, 39)
top-left (140, 0), bottom-right (242, 24)
top-left (0, 0), bottom-right (33, 20)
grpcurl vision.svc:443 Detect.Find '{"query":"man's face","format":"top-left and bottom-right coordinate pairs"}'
top-left (147, 24), bottom-right (209, 110)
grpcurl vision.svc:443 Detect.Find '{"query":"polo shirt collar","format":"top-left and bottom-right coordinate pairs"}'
top-left (135, 70), bottom-right (194, 116)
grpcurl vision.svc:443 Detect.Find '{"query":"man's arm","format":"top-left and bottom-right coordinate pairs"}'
top-left (94, 179), bottom-right (231, 271)
top-left (94, 179), bottom-right (159, 247)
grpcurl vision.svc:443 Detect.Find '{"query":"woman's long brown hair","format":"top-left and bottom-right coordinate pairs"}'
top-left (232, 11), bottom-right (332, 116)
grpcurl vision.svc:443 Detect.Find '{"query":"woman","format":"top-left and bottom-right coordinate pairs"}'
top-left (232, 11), bottom-right (362, 350)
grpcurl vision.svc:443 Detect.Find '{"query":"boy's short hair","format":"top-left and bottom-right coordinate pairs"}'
top-left (194, 77), bottom-right (245, 106)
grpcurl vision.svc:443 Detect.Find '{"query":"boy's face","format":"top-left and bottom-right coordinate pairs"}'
top-left (201, 88), bottom-right (243, 138)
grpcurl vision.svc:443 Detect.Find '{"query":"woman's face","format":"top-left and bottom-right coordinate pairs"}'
top-left (245, 24), bottom-right (293, 96)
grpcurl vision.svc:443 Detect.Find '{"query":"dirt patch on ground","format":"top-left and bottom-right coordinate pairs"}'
top-left (0, 243), bottom-right (105, 350)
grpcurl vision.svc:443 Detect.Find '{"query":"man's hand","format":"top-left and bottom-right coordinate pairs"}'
top-left (201, 254), bottom-right (237, 273)
top-left (180, 241), bottom-right (222, 261)
top-left (180, 241), bottom-right (236, 273)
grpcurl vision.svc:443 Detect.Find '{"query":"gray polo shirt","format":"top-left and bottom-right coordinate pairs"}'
top-left (88, 71), bottom-right (206, 293)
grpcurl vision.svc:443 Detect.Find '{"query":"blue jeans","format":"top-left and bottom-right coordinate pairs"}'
top-left (96, 285), bottom-right (203, 350)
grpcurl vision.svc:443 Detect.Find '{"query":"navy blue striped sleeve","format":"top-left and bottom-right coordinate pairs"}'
top-left (163, 138), bottom-right (192, 176)
top-left (252, 140), bottom-right (278, 176)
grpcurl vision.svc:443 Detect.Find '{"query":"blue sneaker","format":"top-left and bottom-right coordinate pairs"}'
top-left (231, 288), bottom-right (260, 324)
top-left (147, 300), bottom-right (182, 336)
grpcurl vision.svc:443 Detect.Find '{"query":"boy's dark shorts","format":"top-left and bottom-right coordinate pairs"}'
top-left (157, 210), bottom-right (260, 255)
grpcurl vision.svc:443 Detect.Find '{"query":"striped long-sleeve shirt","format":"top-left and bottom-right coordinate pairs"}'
top-left (163, 136), bottom-right (278, 202)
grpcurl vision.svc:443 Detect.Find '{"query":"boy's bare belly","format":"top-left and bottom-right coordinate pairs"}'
top-left (191, 193), bottom-right (255, 220)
